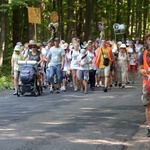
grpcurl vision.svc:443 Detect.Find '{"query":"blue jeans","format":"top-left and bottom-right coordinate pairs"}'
top-left (49, 64), bottom-right (62, 84)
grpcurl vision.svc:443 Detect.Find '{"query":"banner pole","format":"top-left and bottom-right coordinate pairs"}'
top-left (34, 23), bottom-right (37, 42)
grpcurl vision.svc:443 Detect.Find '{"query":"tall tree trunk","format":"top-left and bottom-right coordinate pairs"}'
top-left (84, 0), bottom-right (97, 41)
top-left (66, 0), bottom-right (75, 42)
top-left (13, 8), bottom-right (21, 47)
top-left (0, 0), bottom-right (8, 69)
top-left (135, 0), bottom-right (141, 38)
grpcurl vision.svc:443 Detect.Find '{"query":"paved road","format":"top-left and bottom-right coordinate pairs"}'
top-left (0, 77), bottom-right (146, 150)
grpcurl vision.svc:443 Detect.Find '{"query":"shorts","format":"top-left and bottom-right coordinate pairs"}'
top-left (141, 84), bottom-right (150, 106)
top-left (77, 70), bottom-right (89, 81)
top-left (97, 66), bottom-right (110, 77)
top-left (62, 71), bottom-right (66, 79)
top-left (130, 65), bottom-right (136, 70)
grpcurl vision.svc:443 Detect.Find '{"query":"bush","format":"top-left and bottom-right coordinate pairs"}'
top-left (0, 75), bottom-right (13, 92)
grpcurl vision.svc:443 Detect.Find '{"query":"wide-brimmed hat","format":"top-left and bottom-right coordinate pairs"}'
top-left (28, 40), bottom-right (38, 49)
top-left (61, 43), bottom-right (68, 50)
top-left (16, 41), bottom-right (23, 46)
top-left (14, 45), bottom-right (21, 51)
top-left (117, 41), bottom-right (122, 45)
top-left (119, 43), bottom-right (126, 49)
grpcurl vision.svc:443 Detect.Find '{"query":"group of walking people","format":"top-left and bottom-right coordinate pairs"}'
top-left (11, 36), bottom-right (144, 94)
top-left (11, 32), bottom-right (150, 137)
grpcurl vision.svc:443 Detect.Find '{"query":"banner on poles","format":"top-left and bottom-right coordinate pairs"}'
top-left (28, 7), bottom-right (41, 24)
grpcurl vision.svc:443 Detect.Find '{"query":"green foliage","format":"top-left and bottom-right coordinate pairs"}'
top-left (0, 4), bottom-right (9, 12)
top-left (0, 75), bottom-right (13, 92)
top-left (0, 65), bottom-right (11, 76)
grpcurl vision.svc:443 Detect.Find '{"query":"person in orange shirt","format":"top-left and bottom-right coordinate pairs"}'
top-left (95, 39), bottom-right (114, 92)
top-left (139, 33), bottom-right (150, 137)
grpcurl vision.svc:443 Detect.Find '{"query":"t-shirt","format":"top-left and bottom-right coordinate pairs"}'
top-left (99, 48), bottom-right (109, 68)
top-left (47, 46), bottom-right (65, 66)
top-left (87, 51), bottom-right (96, 70)
top-left (12, 53), bottom-right (24, 71)
top-left (77, 54), bottom-right (91, 70)
top-left (63, 52), bottom-right (70, 71)
top-left (69, 49), bottom-right (80, 69)
top-left (129, 53), bottom-right (136, 65)
top-left (135, 44), bottom-right (143, 59)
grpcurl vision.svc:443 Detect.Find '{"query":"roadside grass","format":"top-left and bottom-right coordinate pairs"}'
top-left (0, 75), bottom-right (13, 92)
top-left (0, 65), bottom-right (13, 92)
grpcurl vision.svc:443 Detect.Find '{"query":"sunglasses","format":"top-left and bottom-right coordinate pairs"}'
top-left (31, 46), bottom-right (37, 48)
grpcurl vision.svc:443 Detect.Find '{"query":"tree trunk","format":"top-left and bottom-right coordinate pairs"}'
top-left (66, 0), bottom-right (75, 42)
top-left (0, 0), bottom-right (8, 69)
top-left (84, 0), bottom-right (97, 41)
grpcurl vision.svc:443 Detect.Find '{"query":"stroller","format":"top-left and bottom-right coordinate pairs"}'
top-left (17, 60), bottom-right (42, 97)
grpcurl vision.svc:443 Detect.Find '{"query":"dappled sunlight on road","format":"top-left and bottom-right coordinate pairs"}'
top-left (68, 138), bottom-right (133, 146)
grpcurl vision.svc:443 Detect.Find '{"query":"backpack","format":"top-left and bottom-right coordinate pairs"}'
top-left (20, 65), bottom-right (37, 84)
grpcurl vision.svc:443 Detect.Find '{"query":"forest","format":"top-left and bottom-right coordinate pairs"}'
top-left (0, 0), bottom-right (150, 71)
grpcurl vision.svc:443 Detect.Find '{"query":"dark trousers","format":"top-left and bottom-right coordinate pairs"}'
top-left (89, 69), bottom-right (96, 88)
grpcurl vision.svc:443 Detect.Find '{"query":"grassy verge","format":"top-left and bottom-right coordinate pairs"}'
top-left (0, 76), bottom-right (13, 92)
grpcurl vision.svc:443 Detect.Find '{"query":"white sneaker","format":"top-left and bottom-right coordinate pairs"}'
top-left (61, 86), bottom-right (66, 91)
top-left (50, 86), bottom-right (54, 93)
top-left (74, 87), bottom-right (78, 92)
top-left (70, 82), bottom-right (73, 87)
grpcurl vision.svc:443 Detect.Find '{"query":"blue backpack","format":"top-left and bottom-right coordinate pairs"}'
top-left (20, 65), bottom-right (37, 83)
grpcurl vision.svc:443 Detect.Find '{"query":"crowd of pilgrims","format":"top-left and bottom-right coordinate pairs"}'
top-left (11, 37), bottom-right (145, 95)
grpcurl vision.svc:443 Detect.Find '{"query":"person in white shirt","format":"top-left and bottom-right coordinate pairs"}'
top-left (117, 44), bottom-right (130, 88)
top-left (86, 44), bottom-right (97, 90)
top-left (127, 41), bottom-right (138, 83)
top-left (135, 38), bottom-right (143, 59)
top-left (77, 49), bottom-right (92, 94)
top-left (69, 42), bottom-right (80, 91)
top-left (60, 43), bottom-right (70, 91)
top-left (47, 38), bottom-right (65, 93)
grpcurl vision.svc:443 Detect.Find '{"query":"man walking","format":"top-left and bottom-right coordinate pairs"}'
top-left (95, 39), bottom-right (114, 92)
top-left (47, 38), bottom-right (65, 93)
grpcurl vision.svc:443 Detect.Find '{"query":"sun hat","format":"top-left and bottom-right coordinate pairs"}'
top-left (28, 40), bottom-right (38, 49)
top-left (119, 43), bottom-right (126, 49)
top-left (117, 41), bottom-right (122, 45)
top-left (14, 45), bottom-right (21, 51)
top-left (61, 43), bottom-right (68, 50)
top-left (16, 41), bottom-right (23, 46)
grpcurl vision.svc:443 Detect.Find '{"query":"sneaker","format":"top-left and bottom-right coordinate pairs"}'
top-left (50, 86), bottom-right (54, 93)
top-left (103, 87), bottom-right (107, 92)
top-left (84, 91), bottom-right (88, 94)
top-left (74, 87), bottom-right (78, 92)
top-left (118, 83), bottom-right (122, 87)
top-left (56, 88), bottom-right (60, 93)
top-left (70, 82), bottom-right (73, 87)
top-left (61, 86), bottom-right (66, 91)
top-left (13, 91), bottom-right (17, 95)
top-left (147, 129), bottom-right (150, 137)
